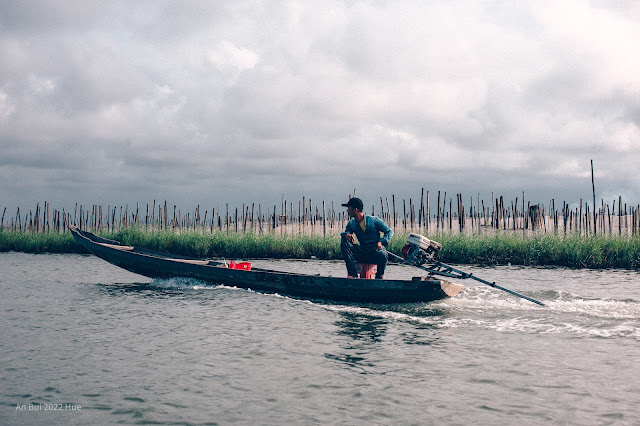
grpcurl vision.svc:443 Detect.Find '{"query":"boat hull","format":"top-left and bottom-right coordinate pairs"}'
top-left (69, 226), bottom-right (463, 304)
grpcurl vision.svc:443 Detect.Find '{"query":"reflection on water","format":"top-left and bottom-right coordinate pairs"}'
top-left (384, 303), bottom-right (452, 319)
top-left (96, 281), bottom-right (185, 298)
top-left (335, 312), bottom-right (388, 343)
top-left (399, 324), bottom-right (443, 346)
top-left (325, 312), bottom-right (388, 369)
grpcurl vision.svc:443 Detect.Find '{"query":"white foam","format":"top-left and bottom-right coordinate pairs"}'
top-left (546, 298), bottom-right (640, 319)
top-left (151, 277), bottom-right (208, 289)
top-left (148, 277), bottom-right (640, 341)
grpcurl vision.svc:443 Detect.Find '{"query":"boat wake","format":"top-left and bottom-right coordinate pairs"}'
top-left (314, 286), bottom-right (640, 341)
top-left (149, 277), bottom-right (267, 295)
top-left (145, 276), bottom-right (639, 341)
top-left (455, 286), bottom-right (640, 317)
top-left (149, 277), bottom-right (213, 290)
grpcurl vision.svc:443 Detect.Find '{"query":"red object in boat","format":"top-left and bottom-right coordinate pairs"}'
top-left (229, 260), bottom-right (252, 271)
top-left (355, 263), bottom-right (377, 279)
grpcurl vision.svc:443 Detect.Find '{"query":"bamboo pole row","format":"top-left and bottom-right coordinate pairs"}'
top-left (2, 192), bottom-right (640, 237)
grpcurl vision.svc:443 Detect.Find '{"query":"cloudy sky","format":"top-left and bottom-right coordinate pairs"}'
top-left (1, 0), bottom-right (639, 215)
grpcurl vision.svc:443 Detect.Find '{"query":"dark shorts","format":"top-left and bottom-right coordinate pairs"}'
top-left (341, 237), bottom-right (388, 278)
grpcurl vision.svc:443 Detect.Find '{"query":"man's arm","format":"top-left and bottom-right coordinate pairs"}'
top-left (374, 217), bottom-right (393, 246)
top-left (341, 220), bottom-right (355, 241)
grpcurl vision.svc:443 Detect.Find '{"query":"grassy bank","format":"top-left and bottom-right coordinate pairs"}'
top-left (1, 228), bottom-right (640, 269)
top-left (420, 233), bottom-right (640, 269)
top-left (0, 231), bottom-right (87, 254)
top-left (0, 228), bottom-right (343, 260)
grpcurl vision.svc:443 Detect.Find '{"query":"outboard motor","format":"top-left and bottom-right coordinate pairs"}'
top-left (401, 233), bottom-right (442, 266)
top-left (392, 233), bottom-right (545, 306)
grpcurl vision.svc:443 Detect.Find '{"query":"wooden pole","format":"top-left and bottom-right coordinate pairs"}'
top-left (437, 191), bottom-right (441, 230)
top-left (403, 199), bottom-right (407, 230)
top-left (272, 205), bottom-right (276, 231)
top-left (591, 159), bottom-right (597, 234)
top-left (392, 195), bottom-right (397, 229)
top-left (323, 200), bottom-right (326, 236)
top-left (419, 188), bottom-right (424, 230)
top-left (619, 196), bottom-right (622, 235)
top-left (426, 191), bottom-right (430, 233)
top-left (449, 197), bottom-right (453, 230)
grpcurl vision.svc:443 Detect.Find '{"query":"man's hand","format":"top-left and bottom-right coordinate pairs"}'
top-left (376, 241), bottom-right (382, 250)
top-left (345, 233), bottom-right (355, 243)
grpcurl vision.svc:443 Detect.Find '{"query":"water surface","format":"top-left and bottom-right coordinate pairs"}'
top-left (1, 253), bottom-right (638, 425)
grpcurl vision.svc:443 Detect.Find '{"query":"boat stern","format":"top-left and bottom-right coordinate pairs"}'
top-left (438, 279), bottom-right (464, 297)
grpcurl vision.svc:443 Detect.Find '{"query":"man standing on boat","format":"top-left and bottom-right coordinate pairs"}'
top-left (341, 197), bottom-right (393, 279)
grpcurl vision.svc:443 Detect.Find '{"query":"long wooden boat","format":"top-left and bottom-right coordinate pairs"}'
top-left (69, 226), bottom-right (463, 304)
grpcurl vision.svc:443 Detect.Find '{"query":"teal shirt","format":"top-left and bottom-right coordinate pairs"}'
top-left (341, 215), bottom-right (393, 250)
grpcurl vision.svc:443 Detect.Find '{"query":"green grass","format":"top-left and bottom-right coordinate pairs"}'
top-left (2, 228), bottom-right (640, 269)
top-left (102, 228), bottom-right (342, 260)
top-left (0, 231), bottom-right (86, 254)
top-left (411, 232), bottom-right (640, 269)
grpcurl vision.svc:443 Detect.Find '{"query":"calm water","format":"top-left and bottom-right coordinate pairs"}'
top-left (1, 252), bottom-right (639, 425)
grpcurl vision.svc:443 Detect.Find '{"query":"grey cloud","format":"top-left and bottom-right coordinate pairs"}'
top-left (1, 0), bottom-right (639, 213)
top-left (0, 1), bottom-right (117, 33)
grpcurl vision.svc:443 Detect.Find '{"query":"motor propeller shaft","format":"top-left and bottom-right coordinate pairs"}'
top-left (394, 233), bottom-right (545, 306)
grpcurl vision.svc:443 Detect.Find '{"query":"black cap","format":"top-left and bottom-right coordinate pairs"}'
top-left (342, 197), bottom-right (363, 211)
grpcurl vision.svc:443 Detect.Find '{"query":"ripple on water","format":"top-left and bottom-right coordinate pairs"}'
top-left (1, 253), bottom-right (639, 425)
